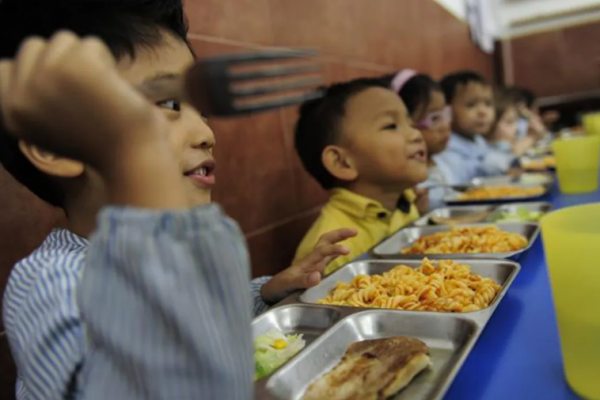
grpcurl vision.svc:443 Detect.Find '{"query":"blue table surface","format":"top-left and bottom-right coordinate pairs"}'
top-left (442, 180), bottom-right (600, 400)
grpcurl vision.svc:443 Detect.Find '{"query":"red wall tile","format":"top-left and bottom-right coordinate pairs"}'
top-left (186, 0), bottom-right (274, 45)
top-left (507, 21), bottom-right (600, 97)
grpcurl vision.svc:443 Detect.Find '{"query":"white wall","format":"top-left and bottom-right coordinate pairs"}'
top-left (433, 0), bottom-right (466, 20)
top-left (433, 0), bottom-right (600, 38)
top-left (498, 0), bottom-right (600, 37)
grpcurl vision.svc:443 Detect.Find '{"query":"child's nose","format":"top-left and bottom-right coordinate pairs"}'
top-left (409, 126), bottom-right (424, 142)
top-left (184, 107), bottom-right (215, 150)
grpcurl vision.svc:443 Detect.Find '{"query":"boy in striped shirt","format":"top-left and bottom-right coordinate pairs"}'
top-left (0, 1), bottom-right (354, 399)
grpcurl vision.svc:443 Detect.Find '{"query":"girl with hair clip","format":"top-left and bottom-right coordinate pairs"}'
top-left (384, 69), bottom-right (454, 211)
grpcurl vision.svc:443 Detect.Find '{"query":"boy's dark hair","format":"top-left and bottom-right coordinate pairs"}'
top-left (381, 74), bottom-right (441, 117)
top-left (515, 87), bottom-right (537, 108)
top-left (0, 0), bottom-right (188, 207)
top-left (295, 78), bottom-right (388, 190)
top-left (440, 71), bottom-right (489, 104)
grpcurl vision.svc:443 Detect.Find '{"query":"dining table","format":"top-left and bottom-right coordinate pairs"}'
top-left (442, 177), bottom-right (599, 400)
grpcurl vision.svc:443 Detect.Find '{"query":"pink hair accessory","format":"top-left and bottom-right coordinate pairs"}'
top-left (391, 69), bottom-right (418, 93)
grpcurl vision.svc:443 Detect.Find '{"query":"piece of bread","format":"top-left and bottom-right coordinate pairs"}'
top-left (302, 336), bottom-right (431, 400)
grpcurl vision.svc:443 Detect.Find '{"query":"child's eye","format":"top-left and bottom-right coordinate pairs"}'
top-left (383, 123), bottom-right (398, 131)
top-left (156, 99), bottom-right (181, 112)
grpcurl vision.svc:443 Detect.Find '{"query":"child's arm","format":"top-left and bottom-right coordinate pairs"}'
top-left (1, 32), bottom-right (253, 399)
top-left (79, 205), bottom-right (254, 400)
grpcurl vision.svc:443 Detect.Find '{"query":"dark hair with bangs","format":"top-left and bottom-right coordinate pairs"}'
top-left (381, 73), bottom-right (441, 118)
top-left (294, 78), bottom-right (389, 190)
top-left (440, 70), bottom-right (489, 104)
top-left (0, 0), bottom-right (188, 207)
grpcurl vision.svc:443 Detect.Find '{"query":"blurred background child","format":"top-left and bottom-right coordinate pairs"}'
top-left (436, 71), bottom-right (515, 183)
top-left (487, 88), bottom-right (536, 157)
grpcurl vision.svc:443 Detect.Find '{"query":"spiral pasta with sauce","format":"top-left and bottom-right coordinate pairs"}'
top-left (318, 259), bottom-right (501, 313)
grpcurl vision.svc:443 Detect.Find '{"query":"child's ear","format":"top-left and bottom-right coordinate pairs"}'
top-left (322, 145), bottom-right (358, 182)
top-left (19, 141), bottom-right (85, 178)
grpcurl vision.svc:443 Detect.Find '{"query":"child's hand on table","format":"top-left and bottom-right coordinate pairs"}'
top-left (260, 228), bottom-right (357, 304)
top-left (0, 31), bottom-right (186, 209)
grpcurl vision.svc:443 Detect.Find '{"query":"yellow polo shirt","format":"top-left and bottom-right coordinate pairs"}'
top-left (294, 189), bottom-right (420, 275)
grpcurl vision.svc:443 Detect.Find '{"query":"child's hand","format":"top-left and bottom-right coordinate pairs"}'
top-left (414, 187), bottom-right (429, 215)
top-left (0, 32), bottom-right (164, 170)
top-left (0, 32), bottom-right (186, 208)
top-left (260, 228), bottom-right (358, 304)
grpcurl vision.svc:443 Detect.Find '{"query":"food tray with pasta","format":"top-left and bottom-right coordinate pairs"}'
top-left (373, 223), bottom-right (540, 260)
top-left (443, 183), bottom-right (550, 205)
top-left (255, 259), bottom-right (519, 400)
top-left (300, 259), bottom-right (518, 313)
top-left (255, 311), bottom-right (479, 400)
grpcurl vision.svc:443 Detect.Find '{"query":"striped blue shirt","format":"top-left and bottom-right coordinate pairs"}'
top-left (3, 205), bottom-right (270, 400)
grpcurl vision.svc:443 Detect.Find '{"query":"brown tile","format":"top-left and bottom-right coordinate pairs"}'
top-left (511, 30), bottom-right (568, 97)
top-left (0, 332), bottom-right (16, 400)
top-left (246, 211), bottom-right (320, 278)
top-left (561, 23), bottom-right (600, 93)
top-left (185, 0), bottom-right (274, 45)
top-left (357, 0), bottom-right (424, 68)
top-left (506, 21), bottom-right (600, 97)
top-left (0, 168), bottom-right (63, 330)
top-left (189, 37), bottom-right (261, 58)
top-left (269, 0), bottom-right (368, 60)
top-left (209, 110), bottom-right (297, 233)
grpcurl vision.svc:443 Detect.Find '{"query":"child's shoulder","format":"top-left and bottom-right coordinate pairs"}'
top-left (4, 229), bottom-right (88, 303)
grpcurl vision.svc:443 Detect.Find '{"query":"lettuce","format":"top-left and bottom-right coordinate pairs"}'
top-left (254, 329), bottom-right (306, 380)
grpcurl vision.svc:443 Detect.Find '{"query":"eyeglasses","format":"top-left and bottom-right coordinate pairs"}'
top-left (414, 106), bottom-right (452, 130)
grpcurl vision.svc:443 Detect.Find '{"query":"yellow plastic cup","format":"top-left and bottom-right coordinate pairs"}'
top-left (552, 135), bottom-right (600, 194)
top-left (541, 204), bottom-right (600, 400)
top-left (583, 112), bottom-right (600, 136)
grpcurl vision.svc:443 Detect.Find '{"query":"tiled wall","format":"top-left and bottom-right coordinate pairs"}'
top-left (0, 0), bottom-right (494, 303)
top-left (503, 20), bottom-right (600, 97)
top-left (185, 0), bottom-right (494, 276)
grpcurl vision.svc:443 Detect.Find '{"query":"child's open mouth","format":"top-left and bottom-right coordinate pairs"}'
top-left (410, 150), bottom-right (427, 163)
top-left (184, 160), bottom-right (216, 187)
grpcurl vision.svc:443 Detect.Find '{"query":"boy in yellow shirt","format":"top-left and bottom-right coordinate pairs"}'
top-left (294, 78), bottom-right (429, 274)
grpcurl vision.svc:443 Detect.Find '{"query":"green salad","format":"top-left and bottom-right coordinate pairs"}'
top-left (254, 329), bottom-right (306, 380)
top-left (491, 206), bottom-right (543, 223)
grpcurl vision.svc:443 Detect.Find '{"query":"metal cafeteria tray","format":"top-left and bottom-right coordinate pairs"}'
top-left (443, 182), bottom-right (550, 205)
top-left (471, 172), bottom-right (554, 187)
top-left (259, 311), bottom-right (479, 400)
top-left (253, 304), bottom-right (343, 348)
top-left (254, 259), bottom-right (519, 400)
top-left (372, 222), bottom-right (540, 259)
top-left (412, 205), bottom-right (495, 227)
top-left (413, 202), bottom-right (552, 227)
top-left (487, 202), bottom-right (553, 223)
top-left (300, 259), bottom-right (519, 313)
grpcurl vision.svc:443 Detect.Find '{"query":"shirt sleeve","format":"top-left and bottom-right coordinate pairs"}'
top-left (481, 149), bottom-right (516, 176)
top-left (250, 276), bottom-right (272, 316)
top-left (77, 204), bottom-right (254, 400)
top-left (2, 251), bottom-right (86, 400)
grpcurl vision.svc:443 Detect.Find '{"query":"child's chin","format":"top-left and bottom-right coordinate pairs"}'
top-left (188, 192), bottom-right (212, 207)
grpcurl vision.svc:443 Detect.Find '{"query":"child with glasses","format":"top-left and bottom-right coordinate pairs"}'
top-left (385, 70), bottom-right (453, 210)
